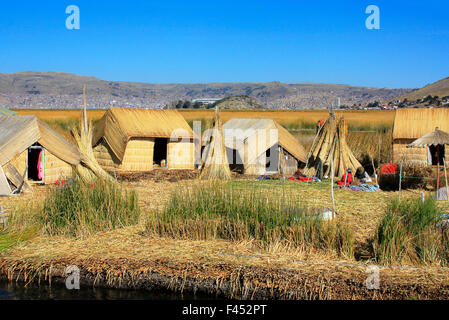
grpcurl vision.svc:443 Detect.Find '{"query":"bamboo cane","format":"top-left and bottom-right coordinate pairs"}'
top-left (331, 154), bottom-right (335, 215)
top-left (444, 160), bottom-right (448, 202)
top-left (398, 162), bottom-right (402, 202)
top-left (437, 163), bottom-right (440, 199)
top-left (281, 147), bottom-right (286, 209)
top-left (371, 156), bottom-right (378, 185)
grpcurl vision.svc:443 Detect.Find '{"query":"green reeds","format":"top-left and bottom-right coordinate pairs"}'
top-left (39, 175), bottom-right (140, 237)
top-left (0, 228), bottom-right (38, 252)
top-left (146, 183), bottom-right (354, 257)
top-left (373, 197), bottom-right (449, 266)
top-left (9, 175), bottom-right (140, 238)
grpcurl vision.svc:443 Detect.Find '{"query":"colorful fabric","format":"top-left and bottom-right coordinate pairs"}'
top-left (288, 176), bottom-right (312, 181)
top-left (336, 172), bottom-right (353, 186)
top-left (54, 179), bottom-right (66, 186)
top-left (345, 184), bottom-right (380, 192)
top-left (381, 163), bottom-right (398, 174)
top-left (37, 150), bottom-right (44, 180)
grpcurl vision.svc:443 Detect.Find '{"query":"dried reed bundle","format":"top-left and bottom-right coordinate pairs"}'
top-left (199, 107), bottom-right (231, 180)
top-left (71, 86), bottom-right (115, 183)
top-left (305, 113), bottom-right (362, 178)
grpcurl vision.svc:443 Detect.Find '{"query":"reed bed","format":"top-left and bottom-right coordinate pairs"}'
top-left (347, 129), bottom-right (392, 165)
top-left (8, 175), bottom-right (140, 238)
top-left (373, 197), bottom-right (449, 266)
top-left (145, 183), bottom-right (354, 258)
top-left (295, 129), bottom-right (392, 168)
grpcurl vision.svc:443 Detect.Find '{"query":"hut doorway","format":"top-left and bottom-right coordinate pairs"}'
top-left (265, 145), bottom-right (279, 173)
top-left (227, 148), bottom-right (244, 173)
top-left (153, 138), bottom-right (168, 168)
top-left (428, 144), bottom-right (445, 166)
top-left (27, 143), bottom-right (45, 182)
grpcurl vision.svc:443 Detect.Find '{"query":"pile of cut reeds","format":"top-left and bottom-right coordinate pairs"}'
top-left (305, 113), bottom-right (362, 178)
top-left (72, 87), bottom-right (115, 183)
top-left (199, 107), bottom-right (231, 180)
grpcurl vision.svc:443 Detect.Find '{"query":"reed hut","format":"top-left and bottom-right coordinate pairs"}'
top-left (203, 118), bottom-right (307, 175)
top-left (304, 113), bottom-right (362, 178)
top-left (92, 108), bottom-right (194, 172)
top-left (0, 115), bottom-right (81, 190)
top-left (393, 108), bottom-right (449, 167)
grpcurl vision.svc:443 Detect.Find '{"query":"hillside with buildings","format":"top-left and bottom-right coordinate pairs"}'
top-left (0, 71), bottom-right (412, 110)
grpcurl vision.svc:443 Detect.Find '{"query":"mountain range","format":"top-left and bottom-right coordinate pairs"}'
top-left (0, 71), bottom-right (421, 110)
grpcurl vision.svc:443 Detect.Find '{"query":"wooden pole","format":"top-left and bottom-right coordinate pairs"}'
top-left (281, 147), bottom-right (286, 209)
top-left (371, 156), bottom-right (378, 185)
top-left (331, 155), bottom-right (335, 215)
top-left (437, 162), bottom-right (440, 198)
top-left (436, 145), bottom-right (441, 199)
top-left (444, 160), bottom-right (449, 202)
top-left (343, 169), bottom-right (348, 189)
top-left (398, 162), bottom-right (402, 202)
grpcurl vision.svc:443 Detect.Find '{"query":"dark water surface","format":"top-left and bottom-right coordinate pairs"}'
top-left (0, 281), bottom-right (212, 300)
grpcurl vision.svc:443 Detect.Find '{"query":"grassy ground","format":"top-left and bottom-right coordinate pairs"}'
top-left (3, 177), bottom-right (447, 258)
top-left (1, 175), bottom-right (449, 299)
top-left (4, 109), bottom-right (448, 298)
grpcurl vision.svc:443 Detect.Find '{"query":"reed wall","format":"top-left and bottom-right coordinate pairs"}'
top-left (93, 138), bottom-right (154, 172)
top-left (94, 137), bottom-right (195, 172)
top-left (393, 139), bottom-right (449, 167)
top-left (9, 150), bottom-right (27, 177)
top-left (9, 148), bottom-right (72, 184)
top-left (167, 138), bottom-right (194, 169)
top-left (244, 154), bottom-right (266, 175)
top-left (281, 151), bottom-right (298, 176)
top-left (44, 151), bottom-right (73, 184)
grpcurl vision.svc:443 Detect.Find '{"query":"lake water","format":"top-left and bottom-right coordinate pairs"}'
top-left (0, 281), bottom-right (212, 300)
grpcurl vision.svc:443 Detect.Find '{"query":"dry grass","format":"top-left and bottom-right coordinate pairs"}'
top-left (179, 109), bottom-right (395, 130)
top-left (16, 109), bottom-right (106, 121)
top-left (16, 109), bottom-right (395, 132)
top-left (2, 176), bottom-right (449, 299)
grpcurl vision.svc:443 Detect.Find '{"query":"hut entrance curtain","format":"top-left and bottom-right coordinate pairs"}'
top-left (428, 145), bottom-right (445, 166)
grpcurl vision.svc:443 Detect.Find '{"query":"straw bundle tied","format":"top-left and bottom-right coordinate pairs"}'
top-left (72, 86), bottom-right (116, 183)
top-left (304, 113), bottom-right (362, 178)
top-left (199, 107), bottom-right (231, 180)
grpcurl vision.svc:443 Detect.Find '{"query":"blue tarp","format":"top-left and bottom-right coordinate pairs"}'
top-left (346, 184), bottom-right (380, 192)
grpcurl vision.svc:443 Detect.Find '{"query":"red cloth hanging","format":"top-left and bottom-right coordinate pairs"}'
top-left (336, 172), bottom-right (353, 186)
top-left (37, 150), bottom-right (44, 180)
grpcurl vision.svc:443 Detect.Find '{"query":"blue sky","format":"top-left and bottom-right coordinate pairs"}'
top-left (0, 0), bottom-right (448, 88)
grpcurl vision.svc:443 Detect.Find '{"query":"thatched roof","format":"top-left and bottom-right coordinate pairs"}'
top-left (393, 108), bottom-right (449, 140)
top-left (0, 115), bottom-right (81, 166)
top-left (203, 118), bottom-right (307, 163)
top-left (407, 127), bottom-right (449, 147)
top-left (92, 108), bottom-right (193, 162)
